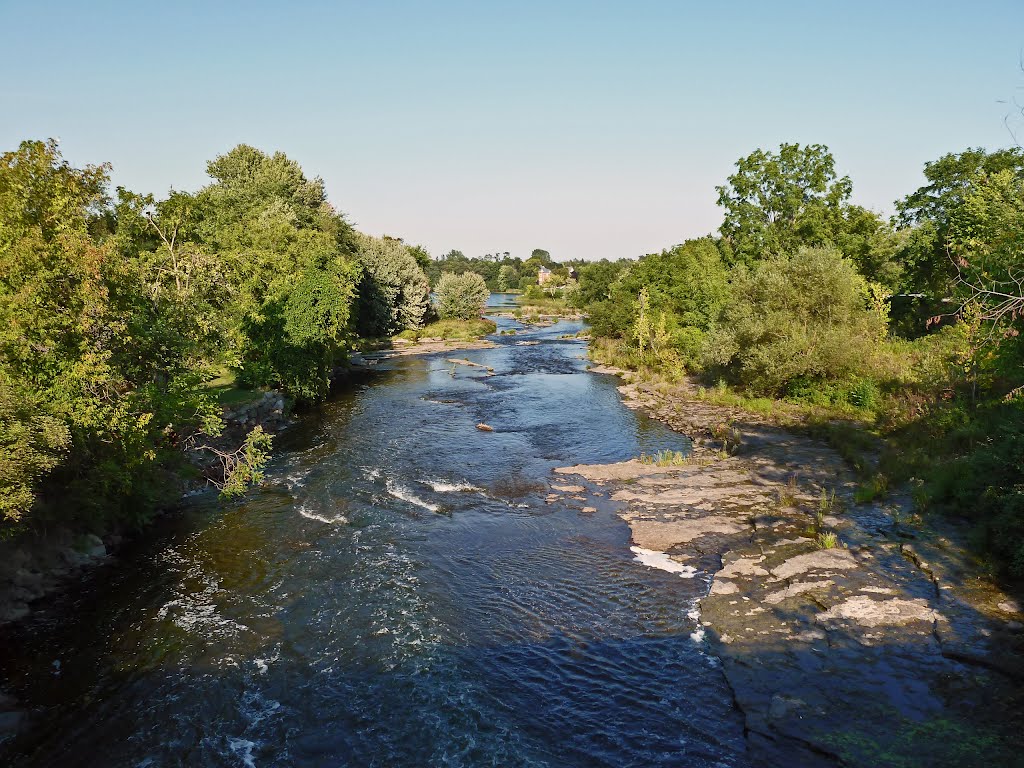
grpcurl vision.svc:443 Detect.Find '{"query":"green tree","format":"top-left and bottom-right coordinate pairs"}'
top-left (195, 144), bottom-right (362, 398)
top-left (497, 264), bottom-right (519, 292)
top-left (353, 233), bottom-right (430, 336)
top-left (704, 246), bottom-right (888, 395)
top-left (0, 377), bottom-right (70, 522)
top-left (891, 147), bottom-right (1024, 335)
top-left (717, 143), bottom-right (854, 266)
top-left (0, 140), bottom-right (250, 525)
top-left (589, 240), bottom-right (729, 368)
top-left (407, 243), bottom-right (431, 271)
top-left (571, 259), bottom-right (628, 309)
top-left (435, 271), bottom-right (489, 320)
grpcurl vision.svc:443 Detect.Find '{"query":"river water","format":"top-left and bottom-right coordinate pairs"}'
top-left (0, 296), bottom-right (748, 767)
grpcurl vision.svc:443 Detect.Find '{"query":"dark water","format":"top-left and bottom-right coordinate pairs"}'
top-left (0, 300), bottom-right (748, 767)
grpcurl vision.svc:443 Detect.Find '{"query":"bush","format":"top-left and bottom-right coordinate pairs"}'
top-left (704, 246), bottom-right (888, 395)
top-left (522, 284), bottom-right (546, 301)
top-left (435, 271), bottom-right (489, 320)
top-left (923, 401), bottom-right (1024, 576)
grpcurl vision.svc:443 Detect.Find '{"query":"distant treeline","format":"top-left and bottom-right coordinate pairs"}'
top-left (570, 142), bottom-right (1024, 575)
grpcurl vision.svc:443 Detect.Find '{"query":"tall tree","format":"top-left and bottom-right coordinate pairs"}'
top-left (353, 233), bottom-right (430, 337)
top-left (891, 147), bottom-right (1024, 334)
top-left (195, 144), bottom-right (361, 399)
top-left (716, 143), bottom-right (854, 266)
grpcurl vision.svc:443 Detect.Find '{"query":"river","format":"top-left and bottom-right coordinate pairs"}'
top-left (0, 296), bottom-right (748, 767)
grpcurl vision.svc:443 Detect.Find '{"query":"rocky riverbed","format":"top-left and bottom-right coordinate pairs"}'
top-left (551, 367), bottom-right (1024, 767)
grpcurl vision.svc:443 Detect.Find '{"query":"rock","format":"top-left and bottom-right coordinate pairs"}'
top-left (764, 580), bottom-right (833, 605)
top-left (768, 694), bottom-right (806, 721)
top-left (710, 580), bottom-right (739, 595)
top-left (718, 556), bottom-right (770, 580)
top-left (12, 568), bottom-right (43, 591)
top-left (564, 366), bottom-right (1024, 766)
top-left (770, 548), bottom-right (857, 581)
top-left (816, 596), bottom-right (939, 627)
top-left (80, 534), bottom-right (106, 559)
top-left (59, 547), bottom-right (88, 568)
top-left (0, 603), bottom-right (29, 623)
top-left (0, 710), bottom-right (23, 734)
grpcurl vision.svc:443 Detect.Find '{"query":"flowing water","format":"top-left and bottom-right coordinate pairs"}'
top-left (0, 296), bottom-right (748, 767)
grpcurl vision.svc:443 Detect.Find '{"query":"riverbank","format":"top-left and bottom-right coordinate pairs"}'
top-left (0, 330), bottom-right (505, 631)
top-left (552, 366), bottom-right (1024, 767)
top-left (352, 337), bottom-right (498, 362)
top-left (0, 390), bottom-right (293, 630)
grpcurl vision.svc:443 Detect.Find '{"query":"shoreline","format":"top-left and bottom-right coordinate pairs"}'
top-left (0, 334), bottom-right (502, 630)
top-left (552, 364), bottom-right (1024, 766)
top-left (351, 337), bottom-right (498, 362)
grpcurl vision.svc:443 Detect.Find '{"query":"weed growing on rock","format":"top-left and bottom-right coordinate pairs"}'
top-left (817, 531), bottom-right (839, 549)
top-left (639, 449), bottom-right (689, 466)
top-left (819, 487), bottom-right (840, 515)
top-left (854, 474), bottom-right (888, 504)
top-left (777, 475), bottom-right (800, 508)
top-left (712, 421), bottom-right (744, 455)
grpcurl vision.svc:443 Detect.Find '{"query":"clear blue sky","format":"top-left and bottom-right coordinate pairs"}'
top-left (3, 1), bottom-right (1023, 260)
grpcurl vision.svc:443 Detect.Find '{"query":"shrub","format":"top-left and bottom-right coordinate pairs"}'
top-left (704, 246), bottom-right (888, 395)
top-left (522, 284), bottom-right (546, 301)
top-left (817, 531), bottom-right (839, 549)
top-left (639, 449), bottom-right (689, 466)
top-left (435, 271), bottom-right (489, 320)
top-left (596, 239), bottom-right (729, 371)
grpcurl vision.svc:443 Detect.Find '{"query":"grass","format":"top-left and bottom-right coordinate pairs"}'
top-left (777, 475), bottom-right (800, 507)
top-left (818, 487), bottom-right (840, 515)
top-left (711, 420), bottom-right (743, 454)
top-left (854, 474), bottom-right (889, 504)
top-left (394, 317), bottom-right (497, 343)
top-left (816, 531), bottom-right (839, 549)
top-left (204, 369), bottom-right (263, 406)
top-left (514, 293), bottom-right (578, 318)
top-left (639, 449), bottom-right (689, 466)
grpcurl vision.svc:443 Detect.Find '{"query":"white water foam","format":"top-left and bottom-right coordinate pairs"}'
top-left (297, 505), bottom-right (347, 525)
top-left (685, 603), bottom-right (706, 643)
top-left (254, 646), bottom-right (279, 675)
top-left (386, 479), bottom-right (440, 512)
top-left (424, 479), bottom-right (479, 493)
top-left (227, 737), bottom-right (257, 768)
top-left (630, 546), bottom-right (698, 578)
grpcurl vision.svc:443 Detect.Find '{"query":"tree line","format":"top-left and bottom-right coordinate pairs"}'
top-left (571, 141), bottom-right (1024, 575)
top-left (0, 140), bottom-right (489, 532)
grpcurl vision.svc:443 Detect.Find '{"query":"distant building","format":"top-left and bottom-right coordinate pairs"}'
top-left (537, 265), bottom-right (553, 285)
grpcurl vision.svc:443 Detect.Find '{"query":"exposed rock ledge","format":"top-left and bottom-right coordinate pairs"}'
top-left (552, 371), bottom-right (1024, 767)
